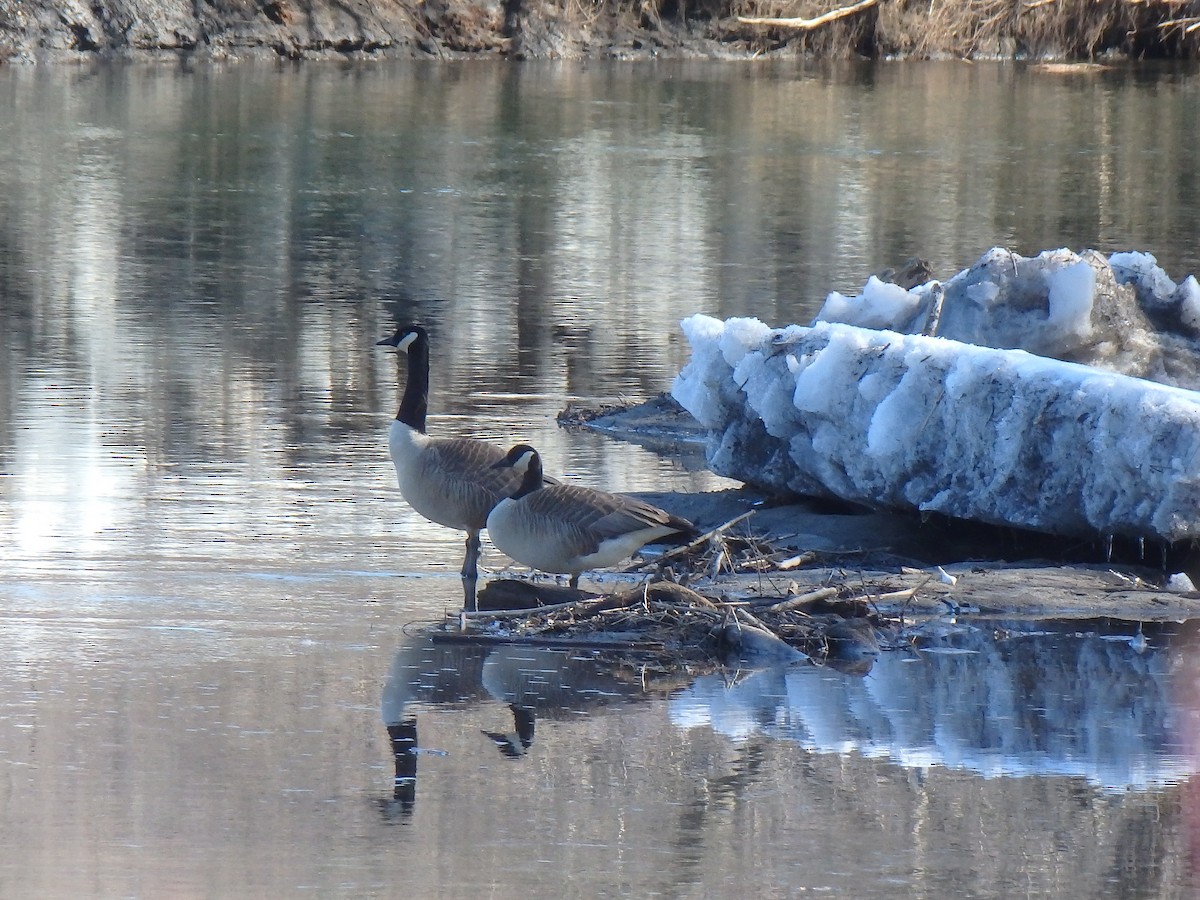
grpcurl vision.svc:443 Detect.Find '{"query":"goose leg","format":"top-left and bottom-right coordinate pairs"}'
top-left (461, 530), bottom-right (482, 611)
top-left (569, 573), bottom-right (580, 590)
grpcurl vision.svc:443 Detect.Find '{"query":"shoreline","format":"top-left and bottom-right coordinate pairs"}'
top-left (4, 0), bottom-right (1200, 64)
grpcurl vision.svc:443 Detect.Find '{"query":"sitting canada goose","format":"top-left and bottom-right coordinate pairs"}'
top-left (486, 443), bottom-right (697, 589)
top-left (377, 324), bottom-right (536, 610)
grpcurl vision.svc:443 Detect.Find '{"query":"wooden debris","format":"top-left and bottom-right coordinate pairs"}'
top-left (476, 578), bottom-right (590, 610)
top-left (622, 510), bottom-right (756, 575)
top-left (777, 551), bottom-right (819, 570)
top-left (737, 0), bottom-right (879, 29)
top-left (761, 586), bottom-right (838, 614)
top-left (871, 575), bottom-right (933, 604)
top-left (422, 507), bottom-right (953, 669)
top-left (461, 595), bottom-right (602, 620)
top-left (431, 631), bottom-right (668, 651)
top-left (429, 566), bottom-right (938, 672)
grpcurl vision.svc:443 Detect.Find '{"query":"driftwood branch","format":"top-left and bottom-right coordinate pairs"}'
top-left (869, 575), bottom-right (934, 604)
top-left (737, 0), bottom-right (879, 29)
top-left (732, 605), bottom-right (777, 634)
top-left (622, 510), bottom-right (756, 574)
top-left (760, 585), bottom-right (839, 614)
top-left (431, 631), bottom-right (667, 651)
top-left (460, 596), bottom-right (597, 619)
top-left (777, 551), bottom-right (819, 570)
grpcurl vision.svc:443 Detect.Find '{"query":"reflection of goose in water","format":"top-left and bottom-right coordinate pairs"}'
top-left (377, 325), bottom-right (543, 610)
top-left (381, 718), bottom-right (418, 820)
top-left (482, 705), bottom-right (536, 758)
top-left (379, 640), bottom-right (675, 815)
top-left (487, 443), bottom-right (697, 588)
top-left (378, 642), bottom-right (491, 821)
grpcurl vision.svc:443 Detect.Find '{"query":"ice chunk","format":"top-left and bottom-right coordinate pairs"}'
top-left (673, 315), bottom-right (1200, 542)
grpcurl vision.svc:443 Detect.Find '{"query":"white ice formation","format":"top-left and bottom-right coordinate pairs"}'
top-left (819, 247), bottom-right (1200, 388)
top-left (671, 248), bottom-right (1200, 542)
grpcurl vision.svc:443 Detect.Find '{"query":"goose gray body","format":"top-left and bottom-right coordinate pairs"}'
top-left (378, 324), bottom-right (529, 609)
top-left (486, 444), bottom-right (697, 588)
top-left (386, 421), bottom-right (520, 534)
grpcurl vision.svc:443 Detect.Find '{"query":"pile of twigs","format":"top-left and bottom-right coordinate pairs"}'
top-left (419, 510), bottom-right (945, 669)
top-left (621, 510), bottom-right (846, 586)
top-left (435, 571), bottom-right (934, 668)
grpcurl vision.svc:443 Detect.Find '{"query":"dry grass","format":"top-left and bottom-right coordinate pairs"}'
top-left (551, 0), bottom-right (1200, 58)
top-left (871, 0), bottom-right (1182, 59)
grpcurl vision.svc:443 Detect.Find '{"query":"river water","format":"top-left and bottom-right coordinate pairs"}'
top-left (3, 58), bottom-right (1200, 897)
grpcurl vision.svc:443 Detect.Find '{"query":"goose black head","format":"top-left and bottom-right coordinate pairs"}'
top-left (376, 324), bottom-right (428, 353)
top-left (493, 444), bottom-right (544, 499)
top-left (492, 443), bottom-right (540, 475)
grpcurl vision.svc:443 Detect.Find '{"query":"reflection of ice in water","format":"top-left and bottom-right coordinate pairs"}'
top-left (670, 627), bottom-right (1195, 792)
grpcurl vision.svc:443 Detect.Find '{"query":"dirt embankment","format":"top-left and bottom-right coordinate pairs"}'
top-left (3, 0), bottom-right (1200, 63)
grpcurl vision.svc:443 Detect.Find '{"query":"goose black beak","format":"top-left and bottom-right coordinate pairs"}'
top-left (376, 336), bottom-right (395, 347)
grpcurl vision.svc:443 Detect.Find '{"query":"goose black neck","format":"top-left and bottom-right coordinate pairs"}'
top-left (512, 453), bottom-right (544, 500)
top-left (397, 338), bottom-right (429, 432)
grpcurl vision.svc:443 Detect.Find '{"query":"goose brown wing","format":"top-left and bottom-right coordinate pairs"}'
top-left (426, 437), bottom-right (508, 477)
top-left (419, 438), bottom-right (524, 527)
top-left (521, 484), bottom-right (692, 555)
top-left (426, 438), bottom-right (559, 486)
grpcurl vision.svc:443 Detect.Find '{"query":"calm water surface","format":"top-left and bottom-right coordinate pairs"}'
top-left (3, 59), bottom-right (1200, 897)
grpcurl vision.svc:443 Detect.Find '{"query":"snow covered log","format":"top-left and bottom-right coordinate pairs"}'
top-left (671, 314), bottom-right (1200, 543)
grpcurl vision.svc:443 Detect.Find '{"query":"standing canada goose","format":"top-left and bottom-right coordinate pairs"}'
top-left (486, 443), bottom-right (698, 589)
top-left (377, 324), bottom-right (532, 610)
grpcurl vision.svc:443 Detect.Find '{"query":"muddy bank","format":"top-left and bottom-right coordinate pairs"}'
top-left (572, 395), bottom-right (1200, 623)
top-left (3, 0), bottom-right (1200, 63)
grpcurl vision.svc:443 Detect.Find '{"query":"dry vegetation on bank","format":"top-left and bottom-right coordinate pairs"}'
top-left (4, 0), bottom-right (1200, 61)
top-left (723, 0), bottom-right (1200, 59)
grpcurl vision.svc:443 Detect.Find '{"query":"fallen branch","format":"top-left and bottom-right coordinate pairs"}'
top-left (870, 575), bottom-right (934, 605)
top-left (622, 510), bottom-right (756, 574)
top-left (737, 0), bottom-right (878, 29)
top-left (760, 585), bottom-right (839, 614)
top-left (777, 551), bottom-right (819, 570)
top-left (431, 631), bottom-right (667, 651)
top-left (732, 605), bottom-right (777, 634)
top-left (460, 596), bottom-right (601, 619)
